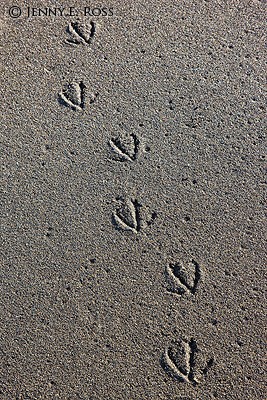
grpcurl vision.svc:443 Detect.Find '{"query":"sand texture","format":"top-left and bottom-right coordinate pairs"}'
top-left (0, 0), bottom-right (266, 399)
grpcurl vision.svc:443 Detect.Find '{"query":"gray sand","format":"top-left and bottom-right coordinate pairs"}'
top-left (0, 0), bottom-right (266, 399)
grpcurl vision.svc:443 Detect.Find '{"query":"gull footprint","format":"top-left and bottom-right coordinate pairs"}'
top-left (58, 81), bottom-right (98, 111)
top-left (58, 81), bottom-right (85, 111)
top-left (109, 133), bottom-right (140, 162)
top-left (162, 338), bottom-right (214, 385)
top-left (166, 259), bottom-right (201, 295)
top-left (112, 197), bottom-right (157, 233)
top-left (66, 21), bottom-right (96, 45)
top-left (113, 198), bottom-right (141, 233)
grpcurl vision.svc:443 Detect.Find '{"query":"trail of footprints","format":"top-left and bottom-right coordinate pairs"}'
top-left (53, 19), bottom-right (215, 387)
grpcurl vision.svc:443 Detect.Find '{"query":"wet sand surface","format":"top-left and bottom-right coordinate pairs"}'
top-left (0, 1), bottom-right (266, 399)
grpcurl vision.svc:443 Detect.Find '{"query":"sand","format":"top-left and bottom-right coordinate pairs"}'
top-left (0, 0), bottom-right (266, 399)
